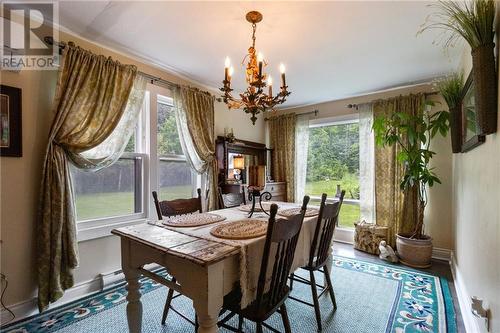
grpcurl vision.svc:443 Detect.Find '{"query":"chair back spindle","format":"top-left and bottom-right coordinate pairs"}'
top-left (308, 191), bottom-right (345, 269)
top-left (255, 195), bottom-right (310, 310)
top-left (152, 188), bottom-right (202, 220)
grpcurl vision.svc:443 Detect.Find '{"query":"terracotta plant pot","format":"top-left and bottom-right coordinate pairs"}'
top-left (471, 43), bottom-right (498, 135)
top-left (396, 234), bottom-right (433, 268)
top-left (449, 105), bottom-right (462, 153)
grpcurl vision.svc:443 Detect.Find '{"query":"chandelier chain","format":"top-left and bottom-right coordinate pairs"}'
top-left (251, 23), bottom-right (257, 48)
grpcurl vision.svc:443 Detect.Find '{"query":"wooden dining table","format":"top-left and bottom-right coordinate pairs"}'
top-left (111, 202), bottom-right (331, 333)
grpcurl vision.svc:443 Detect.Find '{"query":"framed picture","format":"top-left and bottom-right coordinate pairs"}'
top-left (0, 85), bottom-right (22, 157)
top-left (461, 71), bottom-right (485, 153)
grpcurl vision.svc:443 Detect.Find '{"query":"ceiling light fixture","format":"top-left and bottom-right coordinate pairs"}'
top-left (220, 11), bottom-right (291, 125)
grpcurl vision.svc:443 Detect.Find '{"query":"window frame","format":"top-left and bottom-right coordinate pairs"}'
top-left (306, 114), bottom-right (360, 235)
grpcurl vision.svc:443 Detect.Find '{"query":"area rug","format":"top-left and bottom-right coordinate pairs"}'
top-left (1, 256), bottom-right (456, 333)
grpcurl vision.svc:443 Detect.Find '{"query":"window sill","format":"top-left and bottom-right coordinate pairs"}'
top-left (77, 218), bottom-right (148, 242)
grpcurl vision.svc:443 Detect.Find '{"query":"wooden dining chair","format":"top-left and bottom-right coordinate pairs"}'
top-left (152, 188), bottom-right (202, 220)
top-left (288, 190), bottom-right (345, 331)
top-left (218, 187), bottom-right (246, 209)
top-left (151, 189), bottom-right (203, 330)
top-left (218, 195), bottom-right (310, 333)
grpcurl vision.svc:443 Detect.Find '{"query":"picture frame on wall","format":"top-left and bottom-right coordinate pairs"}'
top-left (0, 85), bottom-right (22, 157)
top-left (460, 71), bottom-right (485, 153)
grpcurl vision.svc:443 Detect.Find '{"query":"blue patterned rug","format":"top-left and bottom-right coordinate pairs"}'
top-left (2, 256), bottom-right (456, 333)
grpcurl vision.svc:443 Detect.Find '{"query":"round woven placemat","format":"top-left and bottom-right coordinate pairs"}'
top-left (162, 213), bottom-right (226, 227)
top-left (238, 202), bottom-right (278, 212)
top-left (278, 207), bottom-right (319, 218)
top-left (210, 219), bottom-right (268, 240)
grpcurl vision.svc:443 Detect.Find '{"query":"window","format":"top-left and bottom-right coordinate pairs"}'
top-left (72, 85), bottom-right (199, 237)
top-left (306, 119), bottom-right (360, 228)
top-left (156, 95), bottom-right (197, 200)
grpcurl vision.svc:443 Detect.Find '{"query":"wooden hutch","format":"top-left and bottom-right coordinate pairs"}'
top-left (215, 136), bottom-right (287, 202)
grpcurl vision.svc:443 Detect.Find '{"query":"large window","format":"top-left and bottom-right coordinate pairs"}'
top-left (71, 85), bottom-right (198, 233)
top-left (306, 120), bottom-right (360, 228)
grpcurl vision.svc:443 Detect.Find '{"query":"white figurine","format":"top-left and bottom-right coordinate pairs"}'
top-left (379, 240), bottom-right (399, 263)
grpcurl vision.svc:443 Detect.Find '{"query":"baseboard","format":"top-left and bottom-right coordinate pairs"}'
top-left (431, 247), bottom-right (452, 261)
top-left (1, 263), bottom-right (161, 326)
top-left (450, 251), bottom-right (482, 333)
top-left (1, 275), bottom-right (102, 325)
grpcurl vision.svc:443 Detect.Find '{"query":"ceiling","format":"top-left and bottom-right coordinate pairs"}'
top-left (57, 1), bottom-right (461, 108)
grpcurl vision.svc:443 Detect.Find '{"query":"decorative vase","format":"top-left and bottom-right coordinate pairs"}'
top-left (396, 234), bottom-right (433, 268)
top-left (471, 43), bottom-right (498, 135)
top-left (449, 105), bottom-right (462, 153)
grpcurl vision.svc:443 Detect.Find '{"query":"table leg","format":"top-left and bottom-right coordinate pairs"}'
top-left (192, 262), bottom-right (224, 333)
top-left (124, 268), bottom-right (143, 333)
top-left (121, 238), bottom-right (143, 333)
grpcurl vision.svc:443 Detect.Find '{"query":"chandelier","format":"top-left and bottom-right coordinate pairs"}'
top-left (220, 11), bottom-right (290, 125)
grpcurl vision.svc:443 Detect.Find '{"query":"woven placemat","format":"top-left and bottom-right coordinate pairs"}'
top-left (210, 219), bottom-right (268, 240)
top-left (162, 213), bottom-right (226, 227)
top-left (237, 202), bottom-right (278, 212)
top-left (278, 207), bottom-right (319, 218)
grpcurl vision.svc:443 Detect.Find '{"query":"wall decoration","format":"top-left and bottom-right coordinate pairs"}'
top-left (461, 71), bottom-right (485, 152)
top-left (0, 85), bottom-right (22, 157)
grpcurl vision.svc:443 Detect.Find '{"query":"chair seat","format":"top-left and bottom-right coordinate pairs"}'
top-left (223, 286), bottom-right (290, 322)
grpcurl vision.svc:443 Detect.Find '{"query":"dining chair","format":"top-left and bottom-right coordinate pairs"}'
top-left (288, 190), bottom-right (345, 331)
top-left (218, 195), bottom-right (310, 333)
top-left (151, 189), bottom-right (203, 330)
top-left (152, 188), bottom-right (202, 220)
top-left (218, 186), bottom-right (246, 209)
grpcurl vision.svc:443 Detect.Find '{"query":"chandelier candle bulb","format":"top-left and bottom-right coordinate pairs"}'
top-left (268, 75), bottom-right (273, 96)
top-left (280, 63), bottom-right (286, 87)
top-left (229, 66), bottom-right (234, 81)
top-left (224, 57), bottom-right (230, 82)
top-left (257, 52), bottom-right (264, 78)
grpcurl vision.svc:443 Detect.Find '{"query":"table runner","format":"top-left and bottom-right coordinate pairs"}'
top-left (158, 202), bottom-right (320, 308)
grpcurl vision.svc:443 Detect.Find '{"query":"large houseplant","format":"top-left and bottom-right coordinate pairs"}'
top-left (420, 0), bottom-right (497, 134)
top-left (373, 102), bottom-right (449, 267)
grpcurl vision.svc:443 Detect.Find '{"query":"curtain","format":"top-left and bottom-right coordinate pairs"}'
top-left (294, 114), bottom-right (310, 203)
top-left (37, 44), bottom-right (138, 311)
top-left (373, 94), bottom-right (424, 246)
top-left (268, 113), bottom-right (297, 202)
top-left (172, 86), bottom-right (217, 210)
top-left (76, 76), bottom-right (147, 169)
top-left (358, 104), bottom-right (375, 223)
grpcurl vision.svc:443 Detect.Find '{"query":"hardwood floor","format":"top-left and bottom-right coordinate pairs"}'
top-left (332, 241), bottom-right (466, 333)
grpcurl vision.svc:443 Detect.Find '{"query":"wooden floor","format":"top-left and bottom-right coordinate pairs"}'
top-left (332, 241), bottom-right (466, 333)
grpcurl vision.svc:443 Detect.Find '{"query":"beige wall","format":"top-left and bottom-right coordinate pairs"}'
top-left (280, 84), bottom-right (454, 250)
top-left (451, 35), bottom-right (500, 331)
top-left (0, 30), bottom-right (265, 309)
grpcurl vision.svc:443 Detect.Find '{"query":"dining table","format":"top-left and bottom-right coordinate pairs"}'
top-left (111, 201), bottom-right (332, 333)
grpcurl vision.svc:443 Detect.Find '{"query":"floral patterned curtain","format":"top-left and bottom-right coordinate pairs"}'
top-left (373, 94), bottom-right (424, 246)
top-left (173, 86), bottom-right (217, 210)
top-left (37, 44), bottom-right (139, 311)
top-left (268, 113), bottom-right (297, 202)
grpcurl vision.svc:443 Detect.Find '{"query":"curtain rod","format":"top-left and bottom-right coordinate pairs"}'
top-left (44, 36), bottom-right (222, 101)
top-left (346, 91), bottom-right (439, 110)
top-left (264, 109), bottom-right (319, 121)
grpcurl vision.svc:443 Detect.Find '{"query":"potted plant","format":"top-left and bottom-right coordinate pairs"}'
top-left (373, 102), bottom-right (449, 268)
top-left (420, 0), bottom-right (497, 134)
top-left (435, 73), bottom-right (464, 153)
